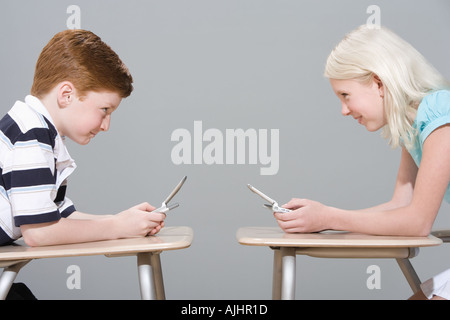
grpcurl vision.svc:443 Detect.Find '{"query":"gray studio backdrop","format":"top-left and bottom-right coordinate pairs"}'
top-left (1, 0), bottom-right (450, 300)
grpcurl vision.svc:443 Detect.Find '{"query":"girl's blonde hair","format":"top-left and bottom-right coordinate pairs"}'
top-left (324, 25), bottom-right (450, 149)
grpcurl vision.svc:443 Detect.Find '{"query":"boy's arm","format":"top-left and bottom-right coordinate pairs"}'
top-left (67, 211), bottom-right (113, 220)
top-left (21, 216), bottom-right (118, 246)
top-left (20, 202), bottom-right (166, 247)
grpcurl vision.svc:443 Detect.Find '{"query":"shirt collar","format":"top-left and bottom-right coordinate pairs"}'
top-left (24, 95), bottom-right (76, 172)
top-left (25, 95), bottom-right (55, 123)
top-left (24, 95), bottom-right (64, 139)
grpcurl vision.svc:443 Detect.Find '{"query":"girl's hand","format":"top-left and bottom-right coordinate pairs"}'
top-left (115, 202), bottom-right (166, 238)
top-left (273, 198), bottom-right (330, 233)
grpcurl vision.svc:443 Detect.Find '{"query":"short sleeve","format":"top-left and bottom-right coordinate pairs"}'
top-left (4, 127), bottom-right (63, 227)
top-left (415, 90), bottom-right (450, 145)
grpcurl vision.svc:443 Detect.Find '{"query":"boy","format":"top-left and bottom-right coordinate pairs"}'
top-left (0, 29), bottom-right (166, 247)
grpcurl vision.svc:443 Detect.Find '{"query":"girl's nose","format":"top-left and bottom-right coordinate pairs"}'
top-left (341, 102), bottom-right (351, 116)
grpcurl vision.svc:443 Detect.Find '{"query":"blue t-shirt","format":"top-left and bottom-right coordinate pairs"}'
top-left (407, 90), bottom-right (450, 203)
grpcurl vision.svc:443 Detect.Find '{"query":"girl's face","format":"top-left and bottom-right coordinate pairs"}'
top-left (329, 77), bottom-right (386, 132)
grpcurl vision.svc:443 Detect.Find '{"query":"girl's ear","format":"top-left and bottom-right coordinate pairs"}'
top-left (56, 81), bottom-right (76, 108)
top-left (373, 74), bottom-right (384, 98)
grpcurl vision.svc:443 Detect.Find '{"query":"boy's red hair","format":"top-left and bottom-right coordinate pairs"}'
top-left (31, 29), bottom-right (133, 99)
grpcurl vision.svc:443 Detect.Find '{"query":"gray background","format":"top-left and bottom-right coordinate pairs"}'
top-left (1, 0), bottom-right (450, 300)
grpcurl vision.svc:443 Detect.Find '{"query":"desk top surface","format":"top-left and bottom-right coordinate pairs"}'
top-left (237, 227), bottom-right (442, 248)
top-left (0, 226), bottom-right (193, 261)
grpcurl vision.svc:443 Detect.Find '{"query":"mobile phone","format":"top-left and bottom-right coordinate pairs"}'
top-left (247, 184), bottom-right (291, 213)
top-left (153, 203), bottom-right (179, 214)
top-left (152, 176), bottom-right (187, 214)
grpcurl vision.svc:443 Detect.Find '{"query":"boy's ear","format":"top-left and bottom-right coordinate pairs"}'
top-left (56, 81), bottom-right (76, 108)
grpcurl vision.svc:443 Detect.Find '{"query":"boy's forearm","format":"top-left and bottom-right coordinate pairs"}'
top-left (21, 216), bottom-right (119, 247)
top-left (68, 210), bottom-right (114, 220)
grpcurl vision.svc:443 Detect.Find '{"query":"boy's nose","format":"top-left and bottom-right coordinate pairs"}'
top-left (101, 115), bottom-right (111, 131)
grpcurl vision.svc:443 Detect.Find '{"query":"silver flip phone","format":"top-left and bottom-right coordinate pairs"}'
top-left (247, 184), bottom-right (291, 213)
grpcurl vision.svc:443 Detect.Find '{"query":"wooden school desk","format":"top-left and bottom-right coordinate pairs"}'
top-left (0, 226), bottom-right (193, 300)
top-left (236, 227), bottom-right (442, 299)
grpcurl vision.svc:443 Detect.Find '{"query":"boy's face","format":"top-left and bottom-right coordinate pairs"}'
top-left (61, 90), bottom-right (122, 145)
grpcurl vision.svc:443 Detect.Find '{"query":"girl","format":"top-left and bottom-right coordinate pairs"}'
top-left (273, 25), bottom-right (450, 300)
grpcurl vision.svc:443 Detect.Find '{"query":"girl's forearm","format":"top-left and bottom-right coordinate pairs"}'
top-left (327, 205), bottom-right (432, 237)
top-left (356, 200), bottom-right (401, 213)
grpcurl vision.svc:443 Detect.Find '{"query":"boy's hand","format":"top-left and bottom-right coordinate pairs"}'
top-left (115, 202), bottom-right (166, 238)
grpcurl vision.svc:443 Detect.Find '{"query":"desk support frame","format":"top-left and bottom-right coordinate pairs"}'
top-left (0, 226), bottom-right (192, 300)
top-left (238, 227), bottom-right (441, 300)
top-left (396, 258), bottom-right (421, 294)
top-left (137, 251), bottom-right (166, 300)
top-left (0, 254), bottom-right (167, 301)
top-left (270, 246), bottom-right (422, 300)
top-left (0, 260), bottom-right (30, 300)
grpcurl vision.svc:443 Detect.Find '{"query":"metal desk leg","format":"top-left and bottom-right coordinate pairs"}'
top-left (137, 252), bottom-right (156, 300)
top-left (0, 261), bottom-right (30, 300)
top-left (281, 247), bottom-right (296, 300)
top-left (150, 253), bottom-right (165, 300)
top-left (272, 248), bottom-right (282, 299)
top-left (396, 258), bottom-right (421, 294)
top-left (137, 252), bottom-right (165, 300)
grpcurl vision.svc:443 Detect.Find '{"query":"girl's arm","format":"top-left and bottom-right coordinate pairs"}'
top-left (358, 147), bottom-right (418, 213)
top-left (275, 124), bottom-right (450, 236)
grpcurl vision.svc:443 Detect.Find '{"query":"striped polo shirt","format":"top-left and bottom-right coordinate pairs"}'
top-left (0, 95), bottom-right (77, 245)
